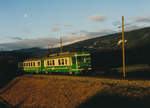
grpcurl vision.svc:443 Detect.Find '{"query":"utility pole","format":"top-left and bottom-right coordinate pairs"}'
top-left (48, 44), bottom-right (51, 55)
top-left (60, 37), bottom-right (63, 53)
top-left (122, 16), bottom-right (126, 78)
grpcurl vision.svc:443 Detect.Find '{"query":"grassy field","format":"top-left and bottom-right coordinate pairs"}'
top-left (0, 75), bottom-right (150, 108)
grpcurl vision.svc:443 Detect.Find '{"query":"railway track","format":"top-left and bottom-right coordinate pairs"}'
top-left (22, 73), bottom-right (150, 81)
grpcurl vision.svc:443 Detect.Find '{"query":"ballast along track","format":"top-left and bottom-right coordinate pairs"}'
top-left (22, 73), bottom-right (150, 81)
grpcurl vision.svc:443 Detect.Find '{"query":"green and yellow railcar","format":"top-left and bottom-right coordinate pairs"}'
top-left (18, 52), bottom-right (92, 75)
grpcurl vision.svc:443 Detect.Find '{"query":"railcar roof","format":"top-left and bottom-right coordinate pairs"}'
top-left (46, 52), bottom-right (90, 59)
top-left (21, 52), bottom-right (90, 62)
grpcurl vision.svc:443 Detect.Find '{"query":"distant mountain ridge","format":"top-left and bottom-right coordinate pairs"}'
top-left (1, 27), bottom-right (150, 57)
top-left (62, 27), bottom-right (150, 52)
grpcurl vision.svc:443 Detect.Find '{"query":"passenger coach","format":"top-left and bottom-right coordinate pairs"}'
top-left (18, 52), bottom-right (92, 75)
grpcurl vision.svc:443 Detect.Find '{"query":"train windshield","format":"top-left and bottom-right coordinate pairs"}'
top-left (77, 55), bottom-right (91, 63)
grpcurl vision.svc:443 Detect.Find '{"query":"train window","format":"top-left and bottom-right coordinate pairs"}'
top-left (29, 63), bottom-right (30, 67)
top-left (62, 59), bottom-right (64, 65)
top-left (77, 56), bottom-right (84, 63)
top-left (33, 62), bottom-right (35, 66)
top-left (58, 59), bottom-right (61, 65)
top-left (65, 59), bottom-right (67, 65)
top-left (53, 60), bottom-right (55, 65)
top-left (38, 62), bottom-right (40, 66)
top-left (31, 62), bottom-right (33, 66)
top-left (24, 63), bottom-right (26, 66)
top-left (72, 57), bottom-right (76, 64)
top-left (50, 60), bottom-right (52, 65)
top-left (47, 61), bottom-right (49, 66)
top-left (84, 56), bottom-right (90, 62)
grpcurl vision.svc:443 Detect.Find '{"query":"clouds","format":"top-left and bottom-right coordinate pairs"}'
top-left (51, 24), bottom-right (61, 32)
top-left (133, 16), bottom-right (150, 23)
top-left (125, 25), bottom-right (141, 31)
top-left (0, 37), bottom-right (58, 51)
top-left (88, 25), bottom-right (98, 29)
top-left (66, 31), bottom-right (78, 35)
top-left (112, 21), bottom-right (121, 27)
top-left (11, 37), bottom-right (23, 40)
top-left (0, 36), bottom-right (86, 51)
top-left (66, 29), bottom-right (115, 40)
top-left (0, 28), bottom-right (116, 51)
top-left (64, 24), bottom-right (74, 27)
top-left (24, 13), bottom-right (29, 18)
top-left (85, 29), bottom-right (116, 38)
top-left (66, 30), bottom-right (87, 35)
top-left (112, 21), bottom-right (141, 31)
top-left (2, 12), bottom-right (150, 51)
top-left (112, 21), bottom-right (133, 29)
top-left (112, 16), bottom-right (150, 31)
top-left (87, 15), bottom-right (107, 23)
top-left (51, 24), bottom-right (75, 32)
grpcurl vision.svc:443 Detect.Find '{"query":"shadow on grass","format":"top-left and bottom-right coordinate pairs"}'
top-left (89, 69), bottom-right (150, 80)
top-left (126, 71), bottom-right (150, 79)
top-left (0, 102), bottom-right (11, 108)
top-left (0, 55), bottom-right (18, 88)
top-left (0, 96), bottom-right (14, 108)
top-left (77, 94), bottom-right (149, 108)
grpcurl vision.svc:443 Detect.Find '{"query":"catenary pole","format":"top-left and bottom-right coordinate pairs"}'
top-left (60, 37), bottom-right (63, 53)
top-left (122, 16), bottom-right (126, 78)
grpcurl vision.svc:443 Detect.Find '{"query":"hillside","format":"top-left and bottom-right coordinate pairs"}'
top-left (62, 27), bottom-right (150, 52)
top-left (1, 75), bottom-right (150, 108)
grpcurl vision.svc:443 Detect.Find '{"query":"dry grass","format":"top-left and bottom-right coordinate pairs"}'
top-left (113, 64), bottom-right (150, 72)
top-left (1, 75), bottom-right (150, 108)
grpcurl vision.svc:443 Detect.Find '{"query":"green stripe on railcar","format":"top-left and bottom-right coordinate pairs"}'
top-left (24, 67), bottom-right (41, 73)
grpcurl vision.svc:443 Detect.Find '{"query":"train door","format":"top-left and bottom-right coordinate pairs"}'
top-left (41, 59), bottom-right (44, 72)
top-left (71, 56), bottom-right (79, 74)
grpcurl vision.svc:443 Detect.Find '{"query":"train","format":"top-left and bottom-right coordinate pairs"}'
top-left (18, 52), bottom-right (92, 75)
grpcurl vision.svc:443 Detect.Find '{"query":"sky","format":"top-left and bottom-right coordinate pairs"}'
top-left (0, 0), bottom-right (150, 50)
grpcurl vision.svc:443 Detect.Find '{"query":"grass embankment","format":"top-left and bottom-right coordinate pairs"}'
top-left (112, 64), bottom-right (150, 78)
top-left (114, 64), bottom-right (150, 72)
top-left (0, 75), bottom-right (150, 108)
